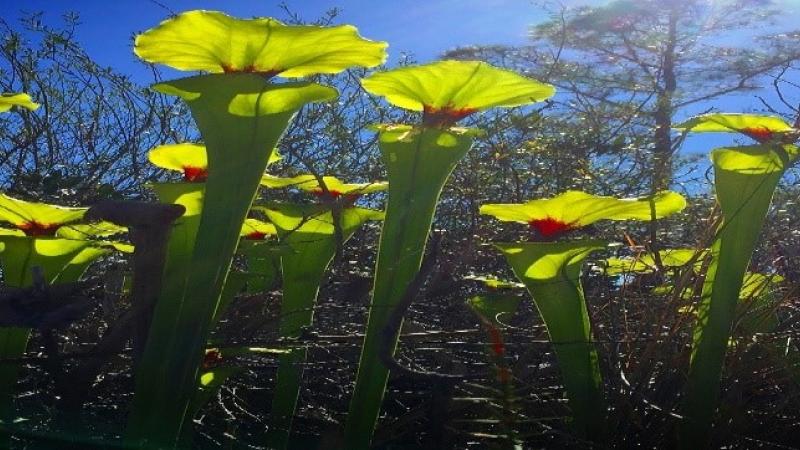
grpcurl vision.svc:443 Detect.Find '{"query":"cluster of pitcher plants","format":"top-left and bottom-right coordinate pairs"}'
top-left (0, 9), bottom-right (796, 449)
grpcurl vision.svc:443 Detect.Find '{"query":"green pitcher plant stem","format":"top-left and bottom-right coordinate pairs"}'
top-left (480, 190), bottom-right (686, 440)
top-left (131, 183), bottom-right (275, 446)
top-left (125, 11), bottom-right (386, 449)
top-left (497, 240), bottom-right (608, 439)
top-left (344, 60), bottom-right (556, 449)
top-left (257, 174), bottom-right (387, 450)
top-left (344, 126), bottom-right (475, 448)
top-left (144, 181), bottom-right (274, 444)
top-left (256, 202), bottom-right (383, 450)
top-left (673, 114), bottom-right (799, 448)
top-left (130, 76), bottom-right (341, 450)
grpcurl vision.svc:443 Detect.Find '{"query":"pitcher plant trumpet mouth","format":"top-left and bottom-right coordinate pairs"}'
top-left (480, 189), bottom-right (686, 440)
top-left (344, 59), bottom-right (555, 450)
top-left (125, 10), bottom-right (388, 449)
top-left (360, 60), bottom-right (556, 128)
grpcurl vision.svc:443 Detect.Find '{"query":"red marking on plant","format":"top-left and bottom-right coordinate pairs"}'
top-left (202, 349), bottom-right (222, 369)
top-left (741, 126), bottom-right (774, 143)
top-left (487, 324), bottom-right (506, 357)
top-left (422, 105), bottom-right (478, 127)
top-left (245, 231), bottom-right (268, 240)
top-left (183, 166), bottom-right (208, 182)
top-left (528, 217), bottom-right (577, 239)
top-left (17, 220), bottom-right (60, 236)
top-left (311, 189), bottom-right (360, 206)
top-left (220, 63), bottom-right (281, 79)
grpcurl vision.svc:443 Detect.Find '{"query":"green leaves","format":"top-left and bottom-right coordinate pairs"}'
top-left (362, 60), bottom-right (555, 126)
top-left (55, 221), bottom-right (127, 240)
top-left (480, 190), bottom-right (686, 238)
top-left (128, 15), bottom-right (378, 442)
top-left (347, 57), bottom-right (552, 448)
top-left (344, 126), bottom-right (475, 449)
top-left (497, 241), bottom-right (607, 285)
top-left (0, 93), bottom-right (39, 112)
top-left (135, 10), bottom-right (387, 77)
top-left (258, 203), bottom-right (384, 236)
top-left (0, 236), bottom-right (92, 286)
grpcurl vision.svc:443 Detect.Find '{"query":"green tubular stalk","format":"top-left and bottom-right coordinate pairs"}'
top-left (125, 75), bottom-right (335, 449)
top-left (126, 182), bottom-right (204, 448)
top-left (148, 182), bottom-right (248, 439)
top-left (344, 127), bottom-right (474, 449)
top-left (679, 144), bottom-right (797, 448)
top-left (0, 237), bottom-right (92, 441)
top-left (262, 203), bottom-right (382, 450)
top-left (496, 240), bottom-right (608, 440)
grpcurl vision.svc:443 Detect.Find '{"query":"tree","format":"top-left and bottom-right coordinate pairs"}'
top-left (446, 0), bottom-right (800, 190)
top-left (0, 12), bottom-right (194, 204)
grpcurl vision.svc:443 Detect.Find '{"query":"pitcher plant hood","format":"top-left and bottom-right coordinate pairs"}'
top-left (0, 194), bottom-right (87, 237)
top-left (480, 190), bottom-right (687, 238)
top-left (240, 218), bottom-right (277, 241)
top-left (674, 113), bottom-right (797, 144)
top-left (134, 10), bottom-right (387, 77)
top-left (361, 60), bottom-right (555, 127)
top-left (149, 143), bottom-right (282, 183)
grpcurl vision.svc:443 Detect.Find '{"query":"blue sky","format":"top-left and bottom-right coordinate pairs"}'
top-left (3, 0), bottom-right (800, 159)
top-left (1, 0), bottom-right (561, 81)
